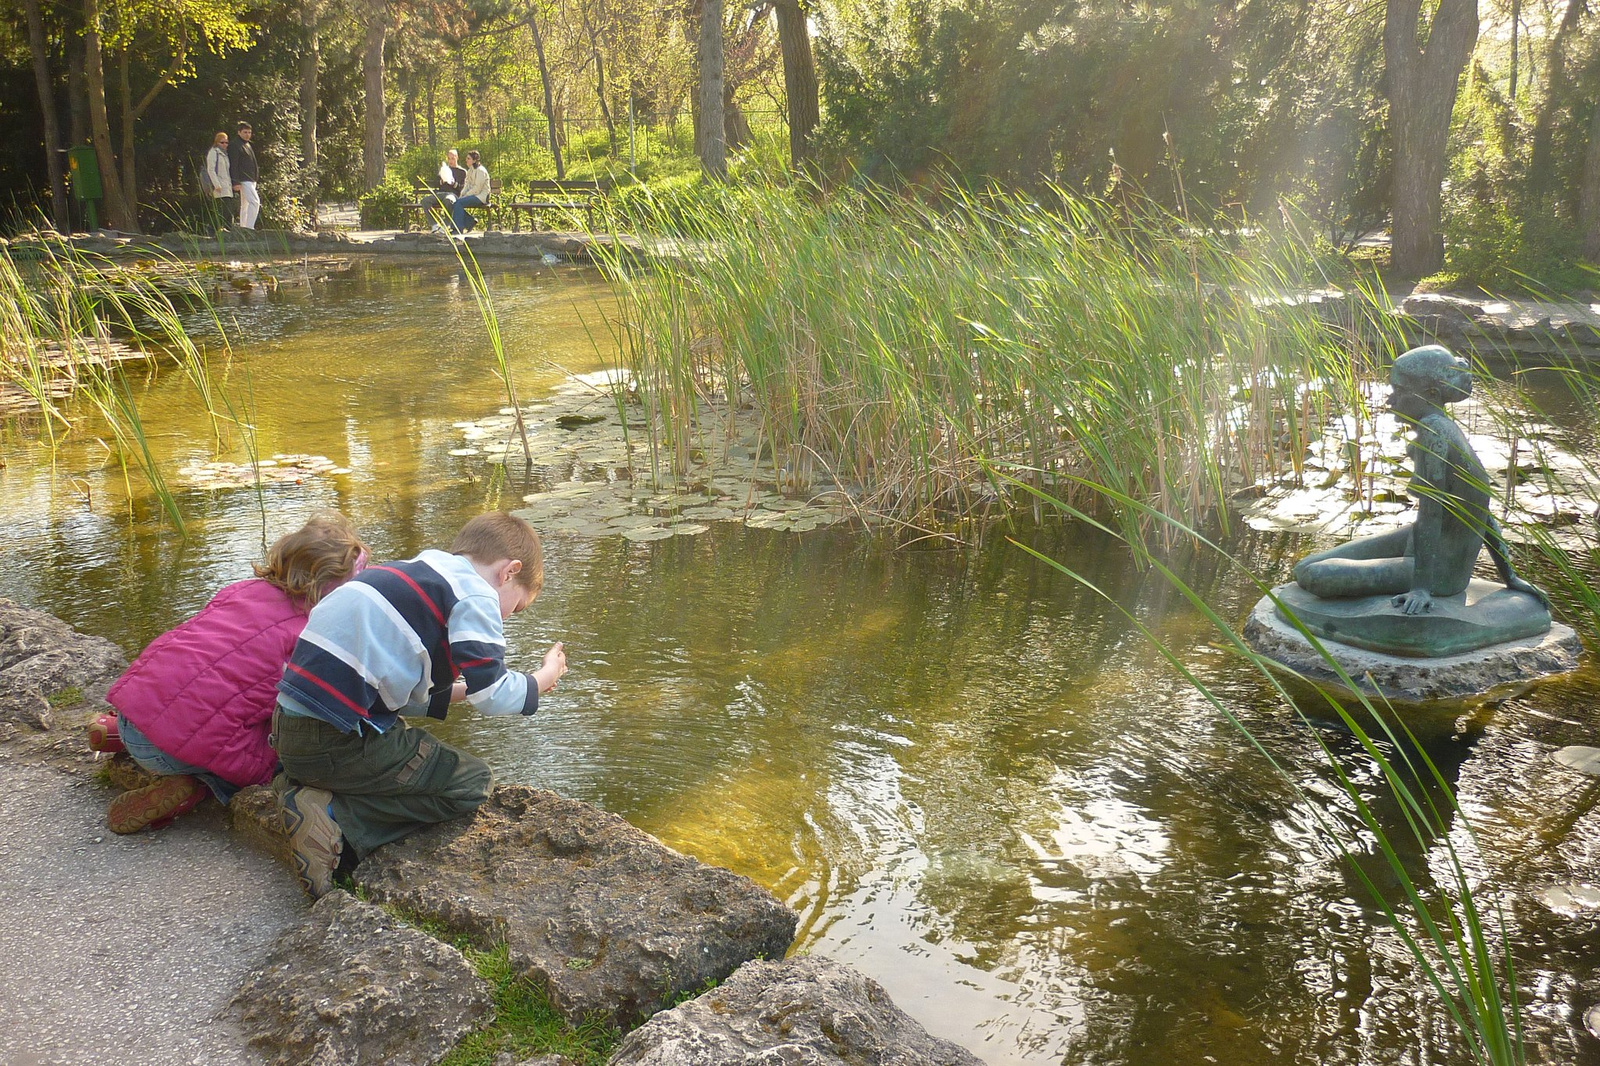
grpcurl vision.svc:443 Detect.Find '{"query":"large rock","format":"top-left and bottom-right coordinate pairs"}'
top-left (0, 599), bottom-right (127, 731)
top-left (225, 889), bottom-right (493, 1066)
top-left (355, 785), bottom-right (798, 1030)
top-left (607, 955), bottom-right (984, 1066)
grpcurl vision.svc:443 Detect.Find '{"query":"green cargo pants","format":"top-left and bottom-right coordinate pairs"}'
top-left (270, 709), bottom-right (492, 859)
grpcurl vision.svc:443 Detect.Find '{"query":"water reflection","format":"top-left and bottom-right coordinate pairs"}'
top-left (2, 260), bottom-right (1597, 1065)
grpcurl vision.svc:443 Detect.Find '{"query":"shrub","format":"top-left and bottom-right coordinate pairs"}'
top-left (359, 178), bottom-right (418, 229)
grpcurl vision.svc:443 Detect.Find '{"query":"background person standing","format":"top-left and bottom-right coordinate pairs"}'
top-left (204, 131), bottom-right (233, 230)
top-left (229, 121), bottom-right (261, 230)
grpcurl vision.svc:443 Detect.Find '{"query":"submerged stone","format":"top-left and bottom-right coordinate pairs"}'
top-left (608, 955), bottom-right (984, 1066)
top-left (1271, 579), bottom-right (1553, 658)
top-left (1553, 746), bottom-right (1600, 777)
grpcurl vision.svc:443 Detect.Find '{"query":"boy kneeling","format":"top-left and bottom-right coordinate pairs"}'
top-left (271, 512), bottom-right (566, 898)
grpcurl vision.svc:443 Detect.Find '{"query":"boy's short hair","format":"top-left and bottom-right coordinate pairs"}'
top-left (451, 512), bottom-right (543, 594)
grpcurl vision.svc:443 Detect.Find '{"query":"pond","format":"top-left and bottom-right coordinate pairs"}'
top-left (2, 258), bottom-right (1598, 1065)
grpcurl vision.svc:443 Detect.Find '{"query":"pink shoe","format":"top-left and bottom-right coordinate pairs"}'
top-left (107, 775), bottom-right (206, 834)
top-left (87, 713), bottom-right (125, 754)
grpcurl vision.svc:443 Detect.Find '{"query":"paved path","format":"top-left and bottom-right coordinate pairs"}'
top-left (0, 757), bottom-right (303, 1066)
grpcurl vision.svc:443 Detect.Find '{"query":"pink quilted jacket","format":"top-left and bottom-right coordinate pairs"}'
top-left (108, 579), bottom-right (308, 788)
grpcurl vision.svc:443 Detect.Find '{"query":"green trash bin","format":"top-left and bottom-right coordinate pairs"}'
top-left (66, 145), bottom-right (102, 230)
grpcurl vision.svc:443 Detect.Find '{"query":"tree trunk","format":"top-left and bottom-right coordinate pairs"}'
top-left (300, 0), bottom-right (320, 218)
top-left (581, 2), bottom-right (618, 157)
top-left (23, 0), bottom-right (70, 231)
top-left (362, 1), bottom-right (387, 189)
top-left (68, 31), bottom-right (89, 147)
top-left (402, 69), bottom-right (418, 148)
top-left (698, 0), bottom-right (726, 178)
top-left (1384, 0), bottom-right (1479, 276)
top-left (1580, 96), bottom-right (1600, 260)
top-left (1529, 0), bottom-right (1586, 198)
top-left (454, 52), bottom-right (470, 141)
top-left (425, 72), bottom-right (437, 148)
top-left (81, 0), bottom-right (135, 231)
top-left (118, 47), bottom-right (136, 223)
top-left (723, 82), bottom-right (749, 152)
top-left (773, 0), bottom-right (818, 167)
top-left (528, 7), bottom-right (565, 178)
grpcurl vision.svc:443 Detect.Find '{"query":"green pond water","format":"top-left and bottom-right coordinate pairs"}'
top-left (3, 258), bottom-right (1599, 1065)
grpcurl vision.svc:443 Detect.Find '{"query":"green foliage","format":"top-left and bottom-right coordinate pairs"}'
top-left (595, 182), bottom-right (1401, 548)
top-left (438, 944), bottom-right (619, 1066)
top-left (46, 686), bottom-right (84, 708)
top-left (358, 178), bottom-right (420, 230)
top-left (814, 0), bottom-right (1388, 223)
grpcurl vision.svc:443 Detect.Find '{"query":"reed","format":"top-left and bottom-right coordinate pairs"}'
top-left (0, 239), bottom-right (233, 532)
top-left (1007, 473), bottom-right (1532, 1064)
top-left (593, 183), bottom-right (1405, 548)
top-left (450, 240), bottom-right (534, 468)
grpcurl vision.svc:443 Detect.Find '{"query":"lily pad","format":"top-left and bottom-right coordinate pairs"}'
top-left (621, 526), bottom-right (675, 542)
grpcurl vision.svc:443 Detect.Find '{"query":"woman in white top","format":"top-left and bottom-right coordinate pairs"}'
top-left (449, 150), bottom-right (490, 234)
top-left (205, 131), bottom-right (233, 229)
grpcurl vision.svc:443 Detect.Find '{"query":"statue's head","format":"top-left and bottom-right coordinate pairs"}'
top-left (1390, 345), bottom-right (1473, 406)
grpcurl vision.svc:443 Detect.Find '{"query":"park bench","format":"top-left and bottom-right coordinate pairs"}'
top-left (505, 179), bottom-right (609, 232)
top-left (402, 179), bottom-right (504, 231)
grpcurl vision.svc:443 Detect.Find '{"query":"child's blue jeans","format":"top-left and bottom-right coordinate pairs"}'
top-left (118, 715), bottom-right (238, 803)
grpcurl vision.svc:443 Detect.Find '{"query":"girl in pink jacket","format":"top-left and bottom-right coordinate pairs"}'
top-left (102, 513), bottom-right (369, 834)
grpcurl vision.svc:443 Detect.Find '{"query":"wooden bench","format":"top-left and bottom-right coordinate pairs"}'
top-left (402, 186), bottom-right (450, 230)
top-left (505, 179), bottom-right (609, 232)
top-left (401, 179), bottom-right (504, 231)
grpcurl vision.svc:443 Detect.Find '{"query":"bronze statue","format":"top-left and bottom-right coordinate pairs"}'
top-left (1292, 345), bottom-right (1547, 615)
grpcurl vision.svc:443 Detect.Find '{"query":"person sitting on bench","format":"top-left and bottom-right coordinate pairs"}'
top-left (419, 149), bottom-right (466, 231)
top-left (450, 151), bottom-right (490, 234)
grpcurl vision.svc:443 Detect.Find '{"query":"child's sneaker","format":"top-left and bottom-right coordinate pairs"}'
top-left (106, 774), bottom-right (206, 834)
top-left (87, 712), bottom-right (124, 754)
top-left (280, 786), bottom-right (341, 899)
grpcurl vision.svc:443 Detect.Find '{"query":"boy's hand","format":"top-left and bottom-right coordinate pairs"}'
top-left (533, 642), bottom-right (567, 695)
top-left (451, 679), bottom-right (467, 702)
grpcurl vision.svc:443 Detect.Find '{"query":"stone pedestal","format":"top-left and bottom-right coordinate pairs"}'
top-left (1242, 589), bottom-right (1583, 703)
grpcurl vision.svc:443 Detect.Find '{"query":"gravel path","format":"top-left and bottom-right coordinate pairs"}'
top-left (0, 756), bottom-right (304, 1066)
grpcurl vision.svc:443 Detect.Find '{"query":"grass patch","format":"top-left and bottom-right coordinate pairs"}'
top-left (439, 943), bottom-right (619, 1066)
top-left (359, 894), bottom-right (620, 1065)
top-left (46, 685), bottom-right (84, 708)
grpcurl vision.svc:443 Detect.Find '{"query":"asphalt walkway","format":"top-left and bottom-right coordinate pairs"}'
top-left (0, 757), bottom-right (303, 1066)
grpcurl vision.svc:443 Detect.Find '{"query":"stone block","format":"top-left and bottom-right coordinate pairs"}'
top-left (225, 890), bottom-right (493, 1066)
top-left (355, 785), bottom-right (798, 1030)
top-left (607, 955), bottom-right (984, 1066)
top-left (0, 688), bottom-right (51, 731)
top-left (0, 599), bottom-right (127, 710)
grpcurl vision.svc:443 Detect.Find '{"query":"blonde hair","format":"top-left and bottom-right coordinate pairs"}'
top-left (253, 512), bottom-right (369, 607)
top-left (212, 131), bottom-right (228, 148)
top-left (450, 512), bottom-right (544, 595)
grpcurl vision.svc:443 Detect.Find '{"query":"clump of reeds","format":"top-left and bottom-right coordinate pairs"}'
top-left (0, 238), bottom-right (234, 533)
top-left (594, 184), bottom-right (1404, 549)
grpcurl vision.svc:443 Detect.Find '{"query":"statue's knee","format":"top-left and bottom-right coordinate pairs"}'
top-left (1293, 559), bottom-right (1320, 592)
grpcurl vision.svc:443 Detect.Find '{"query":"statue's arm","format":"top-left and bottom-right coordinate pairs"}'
top-left (1394, 425), bottom-right (1449, 613)
top-left (1484, 515), bottom-right (1551, 607)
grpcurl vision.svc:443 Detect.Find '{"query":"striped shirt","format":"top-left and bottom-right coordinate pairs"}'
top-left (277, 549), bottom-right (536, 733)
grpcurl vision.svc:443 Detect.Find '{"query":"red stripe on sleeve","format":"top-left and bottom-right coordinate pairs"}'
top-left (285, 662), bottom-right (373, 717)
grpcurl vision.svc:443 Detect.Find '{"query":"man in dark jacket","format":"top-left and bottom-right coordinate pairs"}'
top-left (229, 121), bottom-right (261, 230)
